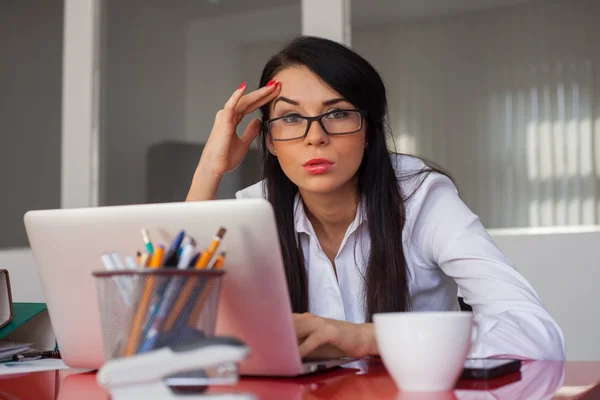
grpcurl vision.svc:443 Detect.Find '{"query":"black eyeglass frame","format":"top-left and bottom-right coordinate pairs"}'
top-left (263, 109), bottom-right (368, 142)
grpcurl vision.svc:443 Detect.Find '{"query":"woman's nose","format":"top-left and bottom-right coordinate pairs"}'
top-left (304, 120), bottom-right (330, 146)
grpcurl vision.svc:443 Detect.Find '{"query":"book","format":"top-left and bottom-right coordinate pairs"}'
top-left (0, 270), bottom-right (55, 353)
top-left (0, 270), bottom-right (13, 329)
top-left (0, 303), bottom-right (55, 351)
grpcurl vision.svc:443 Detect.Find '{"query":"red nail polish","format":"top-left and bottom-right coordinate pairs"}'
top-left (238, 82), bottom-right (246, 90)
top-left (266, 79), bottom-right (275, 87)
top-left (275, 82), bottom-right (281, 88)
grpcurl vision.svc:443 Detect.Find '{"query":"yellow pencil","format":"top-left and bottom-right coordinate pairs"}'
top-left (163, 227), bottom-right (226, 331)
top-left (187, 250), bottom-right (227, 326)
top-left (123, 245), bottom-right (164, 357)
top-left (194, 227), bottom-right (226, 269)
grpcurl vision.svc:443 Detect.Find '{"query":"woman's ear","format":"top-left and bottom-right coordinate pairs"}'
top-left (266, 133), bottom-right (277, 156)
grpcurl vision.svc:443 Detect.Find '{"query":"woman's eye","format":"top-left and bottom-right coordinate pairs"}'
top-left (327, 111), bottom-right (349, 119)
top-left (282, 115), bottom-right (303, 124)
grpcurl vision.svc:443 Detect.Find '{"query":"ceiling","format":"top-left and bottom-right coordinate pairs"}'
top-left (140, 0), bottom-right (538, 25)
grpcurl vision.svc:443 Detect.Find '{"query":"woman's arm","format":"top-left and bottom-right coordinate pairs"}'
top-left (186, 162), bottom-right (224, 201)
top-left (186, 82), bottom-right (280, 201)
top-left (410, 174), bottom-right (565, 360)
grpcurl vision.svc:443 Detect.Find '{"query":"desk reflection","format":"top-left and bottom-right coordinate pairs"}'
top-left (57, 371), bottom-right (109, 400)
top-left (0, 358), bottom-right (572, 400)
top-left (211, 359), bottom-right (565, 400)
top-left (0, 371), bottom-right (57, 400)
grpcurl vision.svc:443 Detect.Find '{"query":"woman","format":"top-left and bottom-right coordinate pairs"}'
top-left (186, 36), bottom-right (565, 360)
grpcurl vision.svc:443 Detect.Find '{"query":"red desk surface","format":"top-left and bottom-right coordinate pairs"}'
top-left (0, 359), bottom-right (599, 399)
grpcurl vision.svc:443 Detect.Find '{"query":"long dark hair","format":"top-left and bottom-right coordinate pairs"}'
top-left (258, 36), bottom-right (443, 322)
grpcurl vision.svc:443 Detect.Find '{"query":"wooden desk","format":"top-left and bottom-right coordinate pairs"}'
top-left (0, 359), bottom-right (599, 399)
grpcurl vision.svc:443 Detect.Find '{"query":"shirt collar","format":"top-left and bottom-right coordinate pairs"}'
top-left (293, 193), bottom-right (367, 237)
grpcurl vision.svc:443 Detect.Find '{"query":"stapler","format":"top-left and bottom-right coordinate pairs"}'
top-left (97, 337), bottom-right (256, 400)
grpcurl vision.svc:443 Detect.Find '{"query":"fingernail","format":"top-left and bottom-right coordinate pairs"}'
top-left (238, 82), bottom-right (246, 90)
top-left (266, 79), bottom-right (275, 87)
top-left (275, 82), bottom-right (281, 88)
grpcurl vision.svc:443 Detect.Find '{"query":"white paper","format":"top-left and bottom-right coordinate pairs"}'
top-left (0, 358), bottom-right (68, 375)
top-left (0, 341), bottom-right (33, 359)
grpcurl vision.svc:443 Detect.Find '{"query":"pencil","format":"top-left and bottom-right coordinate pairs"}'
top-left (123, 245), bottom-right (164, 357)
top-left (207, 249), bottom-right (226, 270)
top-left (138, 252), bottom-right (150, 267)
top-left (148, 246), bottom-right (164, 268)
top-left (163, 227), bottom-right (226, 331)
top-left (187, 250), bottom-right (227, 326)
top-left (194, 227), bottom-right (226, 269)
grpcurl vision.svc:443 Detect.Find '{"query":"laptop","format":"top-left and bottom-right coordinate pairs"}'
top-left (24, 199), bottom-right (352, 376)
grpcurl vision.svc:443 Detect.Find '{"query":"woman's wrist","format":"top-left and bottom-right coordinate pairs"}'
top-left (362, 323), bottom-right (379, 356)
top-left (186, 161), bottom-right (224, 201)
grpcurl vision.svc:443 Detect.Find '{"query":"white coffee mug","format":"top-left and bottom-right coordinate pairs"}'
top-left (373, 311), bottom-right (478, 392)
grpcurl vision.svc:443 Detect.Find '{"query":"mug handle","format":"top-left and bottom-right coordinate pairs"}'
top-left (469, 318), bottom-right (482, 355)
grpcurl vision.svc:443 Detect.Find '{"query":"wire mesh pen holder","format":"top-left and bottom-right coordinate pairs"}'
top-left (93, 269), bottom-right (232, 386)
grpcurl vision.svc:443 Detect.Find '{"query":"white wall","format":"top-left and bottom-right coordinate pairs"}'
top-left (351, 0), bottom-right (600, 229)
top-left (489, 227), bottom-right (600, 360)
top-left (0, 250), bottom-right (45, 302)
top-left (101, 1), bottom-right (188, 206)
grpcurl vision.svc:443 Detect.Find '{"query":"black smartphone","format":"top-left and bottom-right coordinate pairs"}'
top-left (460, 358), bottom-right (522, 380)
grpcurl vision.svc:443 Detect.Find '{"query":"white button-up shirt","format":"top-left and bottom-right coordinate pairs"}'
top-left (236, 154), bottom-right (565, 360)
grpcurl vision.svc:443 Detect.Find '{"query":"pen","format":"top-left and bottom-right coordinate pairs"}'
top-left (186, 250), bottom-right (228, 326)
top-left (138, 252), bottom-right (150, 267)
top-left (111, 252), bottom-right (126, 270)
top-left (163, 227), bottom-right (226, 331)
top-left (101, 253), bottom-right (116, 270)
top-left (11, 350), bottom-right (61, 362)
top-left (188, 252), bottom-right (201, 268)
top-left (101, 253), bottom-right (132, 305)
top-left (138, 244), bottom-right (192, 352)
top-left (177, 243), bottom-right (196, 269)
top-left (112, 252), bottom-right (134, 293)
top-left (141, 229), bottom-right (154, 255)
top-left (123, 245), bottom-right (164, 356)
top-left (163, 230), bottom-right (186, 267)
top-left (124, 255), bottom-right (138, 269)
top-left (137, 241), bottom-right (198, 352)
top-left (178, 236), bottom-right (195, 256)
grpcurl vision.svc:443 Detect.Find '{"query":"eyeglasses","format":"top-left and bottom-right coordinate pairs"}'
top-left (264, 109), bottom-right (368, 142)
